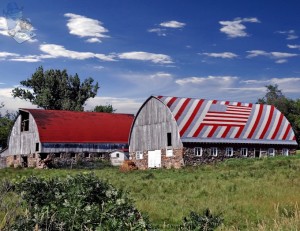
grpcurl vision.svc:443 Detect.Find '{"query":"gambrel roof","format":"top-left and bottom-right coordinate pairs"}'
top-left (156, 96), bottom-right (297, 145)
top-left (21, 109), bottom-right (134, 143)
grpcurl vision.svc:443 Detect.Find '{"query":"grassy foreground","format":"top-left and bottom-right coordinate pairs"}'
top-left (1, 155), bottom-right (300, 230)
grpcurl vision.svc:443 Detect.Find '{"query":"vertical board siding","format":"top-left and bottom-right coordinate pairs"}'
top-left (130, 98), bottom-right (183, 152)
top-left (9, 114), bottom-right (40, 155)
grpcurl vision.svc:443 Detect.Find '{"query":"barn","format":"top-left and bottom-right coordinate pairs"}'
top-left (129, 95), bottom-right (298, 169)
top-left (2, 109), bottom-right (134, 168)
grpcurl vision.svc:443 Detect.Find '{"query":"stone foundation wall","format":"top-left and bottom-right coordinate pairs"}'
top-left (183, 144), bottom-right (297, 166)
top-left (131, 148), bottom-right (184, 170)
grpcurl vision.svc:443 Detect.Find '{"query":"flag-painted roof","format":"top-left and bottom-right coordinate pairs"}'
top-left (156, 96), bottom-right (297, 145)
top-left (21, 109), bottom-right (134, 143)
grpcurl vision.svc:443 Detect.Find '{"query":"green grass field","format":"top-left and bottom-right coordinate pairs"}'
top-left (1, 154), bottom-right (300, 230)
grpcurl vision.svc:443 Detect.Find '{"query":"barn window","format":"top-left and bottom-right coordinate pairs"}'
top-left (166, 148), bottom-right (173, 157)
top-left (268, 148), bottom-right (275, 157)
top-left (241, 148), bottom-right (248, 157)
top-left (167, 133), bottom-right (172, 146)
top-left (136, 151), bottom-right (143, 160)
top-left (20, 111), bottom-right (29, 132)
top-left (211, 147), bottom-right (218, 157)
top-left (226, 147), bottom-right (233, 157)
top-left (35, 143), bottom-right (39, 152)
top-left (282, 148), bottom-right (289, 156)
top-left (116, 153), bottom-right (120, 158)
top-left (14, 155), bottom-right (17, 160)
top-left (194, 147), bottom-right (203, 156)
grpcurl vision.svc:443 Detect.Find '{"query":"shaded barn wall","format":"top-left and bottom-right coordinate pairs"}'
top-left (8, 113), bottom-right (40, 156)
top-left (110, 151), bottom-right (128, 166)
top-left (129, 97), bottom-right (183, 152)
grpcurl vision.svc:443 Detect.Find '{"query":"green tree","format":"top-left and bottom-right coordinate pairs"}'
top-left (12, 66), bottom-right (99, 111)
top-left (93, 104), bottom-right (116, 113)
top-left (0, 104), bottom-right (16, 149)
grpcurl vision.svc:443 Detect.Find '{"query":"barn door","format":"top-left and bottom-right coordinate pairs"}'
top-left (148, 150), bottom-right (161, 168)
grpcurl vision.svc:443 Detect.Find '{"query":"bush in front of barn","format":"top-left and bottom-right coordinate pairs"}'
top-left (10, 173), bottom-right (153, 230)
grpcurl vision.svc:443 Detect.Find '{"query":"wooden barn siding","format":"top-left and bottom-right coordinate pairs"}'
top-left (130, 98), bottom-right (183, 152)
top-left (8, 114), bottom-right (40, 156)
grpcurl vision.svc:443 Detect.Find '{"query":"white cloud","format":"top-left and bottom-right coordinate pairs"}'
top-left (288, 44), bottom-right (300, 49)
top-left (9, 55), bottom-right (41, 62)
top-left (219, 17), bottom-right (260, 38)
top-left (150, 72), bottom-right (172, 79)
top-left (275, 59), bottom-right (287, 64)
top-left (148, 28), bottom-right (167, 36)
top-left (202, 52), bottom-right (238, 59)
top-left (240, 77), bottom-right (300, 93)
top-left (160, 20), bottom-right (186, 28)
top-left (0, 52), bottom-right (19, 58)
top-left (0, 87), bottom-right (38, 114)
top-left (40, 44), bottom-right (116, 61)
top-left (64, 13), bottom-right (109, 42)
top-left (246, 50), bottom-right (298, 63)
top-left (176, 76), bottom-right (238, 86)
top-left (0, 17), bottom-right (9, 36)
top-left (118, 51), bottom-right (173, 64)
top-left (86, 38), bottom-right (101, 43)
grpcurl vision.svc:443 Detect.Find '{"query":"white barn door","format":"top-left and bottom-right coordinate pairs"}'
top-left (148, 150), bottom-right (161, 168)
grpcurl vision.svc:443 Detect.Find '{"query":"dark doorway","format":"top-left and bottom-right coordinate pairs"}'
top-left (21, 156), bottom-right (28, 167)
top-left (255, 149), bottom-right (260, 158)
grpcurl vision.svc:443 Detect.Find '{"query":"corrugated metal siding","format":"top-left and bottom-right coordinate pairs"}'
top-left (130, 97), bottom-right (183, 152)
top-left (156, 96), bottom-right (297, 145)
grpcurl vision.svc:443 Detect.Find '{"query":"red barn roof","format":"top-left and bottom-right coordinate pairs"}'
top-left (21, 109), bottom-right (134, 143)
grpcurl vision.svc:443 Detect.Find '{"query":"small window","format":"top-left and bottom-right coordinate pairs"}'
top-left (20, 111), bottom-right (29, 132)
top-left (167, 133), bottom-right (172, 146)
top-left (136, 151), bottom-right (143, 160)
top-left (166, 149), bottom-right (173, 157)
top-left (241, 148), bottom-right (248, 157)
top-left (84, 152), bottom-right (90, 158)
top-left (226, 147), bottom-right (233, 157)
top-left (116, 153), bottom-right (120, 158)
top-left (282, 148), bottom-right (289, 156)
top-left (211, 147), bottom-right (218, 157)
top-left (35, 143), bottom-right (39, 152)
top-left (14, 155), bottom-right (17, 160)
top-left (32, 153), bottom-right (36, 158)
top-left (268, 148), bottom-right (275, 157)
top-left (194, 147), bottom-right (203, 156)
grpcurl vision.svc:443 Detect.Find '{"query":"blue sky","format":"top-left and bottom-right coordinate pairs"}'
top-left (0, 0), bottom-right (300, 114)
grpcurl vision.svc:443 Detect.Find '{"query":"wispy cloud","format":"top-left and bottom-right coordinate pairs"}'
top-left (276, 30), bottom-right (298, 40)
top-left (160, 20), bottom-right (186, 28)
top-left (176, 76), bottom-right (238, 86)
top-left (219, 17), bottom-right (260, 38)
top-left (118, 51), bottom-right (173, 64)
top-left (9, 55), bottom-right (41, 62)
top-left (246, 50), bottom-right (298, 63)
top-left (147, 28), bottom-right (167, 36)
top-left (40, 44), bottom-right (116, 61)
top-left (64, 13), bottom-right (109, 43)
top-left (201, 52), bottom-right (238, 59)
top-left (0, 52), bottom-right (19, 58)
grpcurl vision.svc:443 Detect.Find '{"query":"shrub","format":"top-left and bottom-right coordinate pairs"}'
top-left (179, 209), bottom-right (223, 231)
top-left (11, 173), bottom-right (153, 230)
